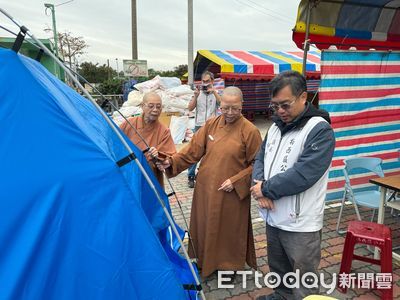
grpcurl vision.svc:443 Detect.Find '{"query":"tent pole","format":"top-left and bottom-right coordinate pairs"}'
top-left (302, 0), bottom-right (312, 76)
top-left (0, 8), bottom-right (205, 299)
top-left (188, 0), bottom-right (194, 86)
top-left (4, 13), bottom-right (201, 281)
top-left (133, 159), bottom-right (206, 299)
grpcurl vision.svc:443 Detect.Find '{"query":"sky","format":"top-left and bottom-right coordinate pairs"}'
top-left (0, 0), bottom-right (302, 71)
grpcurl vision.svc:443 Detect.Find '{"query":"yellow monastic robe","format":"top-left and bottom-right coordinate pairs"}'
top-left (167, 115), bottom-right (262, 277)
top-left (120, 115), bottom-right (176, 188)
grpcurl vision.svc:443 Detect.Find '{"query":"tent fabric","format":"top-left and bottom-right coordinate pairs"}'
top-left (318, 50), bottom-right (400, 201)
top-left (193, 50), bottom-right (320, 79)
top-left (293, 0), bottom-right (400, 50)
top-left (0, 48), bottom-right (196, 299)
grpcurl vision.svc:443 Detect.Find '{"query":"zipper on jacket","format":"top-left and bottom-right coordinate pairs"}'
top-left (295, 194), bottom-right (300, 223)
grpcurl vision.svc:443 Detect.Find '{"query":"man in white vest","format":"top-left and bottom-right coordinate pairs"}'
top-left (250, 71), bottom-right (335, 300)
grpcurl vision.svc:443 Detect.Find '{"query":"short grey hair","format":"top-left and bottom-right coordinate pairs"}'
top-left (223, 86), bottom-right (243, 102)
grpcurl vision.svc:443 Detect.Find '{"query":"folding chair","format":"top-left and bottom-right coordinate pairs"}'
top-left (336, 157), bottom-right (384, 234)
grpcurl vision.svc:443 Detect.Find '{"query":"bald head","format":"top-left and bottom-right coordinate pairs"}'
top-left (142, 92), bottom-right (162, 124)
top-left (222, 86), bottom-right (243, 102)
top-left (142, 92), bottom-right (162, 105)
top-left (220, 86), bottom-right (243, 124)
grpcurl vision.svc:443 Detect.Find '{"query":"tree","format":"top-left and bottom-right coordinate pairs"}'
top-left (58, 31), bottom-right (88, 69)
top-left (147, 68), bottom-right (161, 78)
top-left (146, 65), bottom-right (187, 79)
top-left (98, 78), bottom-right (125, 95)
top-left (78, 62), bottom-right (117, 83)
top-left (171, 64), bottom-right (188, 78)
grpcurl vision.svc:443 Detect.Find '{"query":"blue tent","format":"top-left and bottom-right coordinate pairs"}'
top-left (0, 48), bottom-right (197, 299)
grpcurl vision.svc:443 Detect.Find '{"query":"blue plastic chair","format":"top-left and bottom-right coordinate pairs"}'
top-left (336, 157), bottom-right (384, 234)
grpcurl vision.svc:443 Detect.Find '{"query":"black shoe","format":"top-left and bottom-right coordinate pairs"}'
top-left (188, 176), bottom-right (195, 188)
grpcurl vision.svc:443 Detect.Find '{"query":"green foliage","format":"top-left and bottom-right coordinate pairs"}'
top-left (98, 78), bottom-right (125, 95)
top-left (79, 62), bottom-right (117, 83)
top-left (171, 64), bottom-right (188, 78)
top-left (147, 64), bottom-right (187, 79)
top-left (77, 61), bottom-right (188, 94)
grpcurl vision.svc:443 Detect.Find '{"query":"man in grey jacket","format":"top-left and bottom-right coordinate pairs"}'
top-left (250, 71), bottom-right (335, 300)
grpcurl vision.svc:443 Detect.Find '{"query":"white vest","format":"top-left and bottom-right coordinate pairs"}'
top-left (195, 92), bottom-right (217, 127)
top-left (263, 117), bottom-right (329, 232)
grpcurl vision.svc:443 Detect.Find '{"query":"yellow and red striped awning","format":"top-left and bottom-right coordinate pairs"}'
top-left (193, 50), bottom-right (320, 78)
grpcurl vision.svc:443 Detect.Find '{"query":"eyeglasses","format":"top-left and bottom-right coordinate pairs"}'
top-left (220, 106), bottom-right (242, 113)
top-left (269, 98), bottom-right (296, 111)
top-left (144, 103), bottom-right (162, 110)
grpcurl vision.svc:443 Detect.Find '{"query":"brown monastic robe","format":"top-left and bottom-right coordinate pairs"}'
top-left (167, 115), bottom-right (262, 277)
top-left (120, 115), bottom-right (176, 187)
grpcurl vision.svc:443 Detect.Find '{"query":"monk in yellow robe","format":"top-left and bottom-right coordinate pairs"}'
top-left (120, 92), bottom-right (176, 188)
top-left (158, 87), bottom-right (262, 277)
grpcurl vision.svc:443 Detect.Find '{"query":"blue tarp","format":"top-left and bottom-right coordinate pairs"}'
top-left (0, 48), bottom-right (197, 299)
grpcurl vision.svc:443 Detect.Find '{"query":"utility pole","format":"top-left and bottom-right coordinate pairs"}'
top-left (44, 3), bottom-right (59, 57)
top-left (131, 0), bottom-right (138, 59)
top-left (188, 0), bottom-right (194, 86)
top-left (107, 59), bottom-right (111, 80)
top-left (44, 0), bottom-right (74, 57)
top-left (116, 58), bottom-right (119, 78)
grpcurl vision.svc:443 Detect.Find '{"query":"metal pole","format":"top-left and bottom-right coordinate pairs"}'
top-left (188, 0), bottom-right (194, 86)
top-left (302, 0), bottom-right (312, 76)
top-left (116, 58), bottom-right (119, 78)
top-left (44, 3), bottom-right (59, 58)
top-left (107, 59), bottom-right (111, 80)
top-left (131, 0), bottom-right (138, 59)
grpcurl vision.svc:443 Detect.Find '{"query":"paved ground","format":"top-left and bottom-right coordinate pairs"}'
top-left (167, 116), bottom-right (400, 300)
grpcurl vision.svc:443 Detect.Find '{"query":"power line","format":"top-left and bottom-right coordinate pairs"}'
top-left (234, 0), bottom-right (293, 25)
top-left (244, 0), bottom-right (294, 23)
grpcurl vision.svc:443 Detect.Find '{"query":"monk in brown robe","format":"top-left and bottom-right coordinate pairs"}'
top-left (120, 92), bottom-right (176, 188)
top-left (158, 87), bottom-right (262, 277)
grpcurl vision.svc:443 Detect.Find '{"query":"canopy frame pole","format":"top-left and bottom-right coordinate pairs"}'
top-left (0, 8), bottom-right (205, 299)
top-left (302, 0), bottom-right (313, 76)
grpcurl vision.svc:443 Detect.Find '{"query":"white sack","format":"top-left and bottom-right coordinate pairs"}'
top-left (170, 116), bottom-right (189, 144)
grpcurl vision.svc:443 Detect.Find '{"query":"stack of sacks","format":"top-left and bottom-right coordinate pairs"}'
top-left (124, 90), bottom-right (144, 107)
top-left (132, 76), bottom-right (193, 114)
top-left (119, 76), bottom-right (193, 111)
top-left (112, 105), bottom-right (142, 126)
top-left (163, 85), bottom-right (193, 114)
top-left (112, 76), bottom-right (194, 139)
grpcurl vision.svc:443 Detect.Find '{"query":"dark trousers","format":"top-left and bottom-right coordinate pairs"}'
top-left (266, 224), bottom-right (321, 300)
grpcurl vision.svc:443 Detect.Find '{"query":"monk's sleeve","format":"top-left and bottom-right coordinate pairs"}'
top-left (166, 125), bottom-right (207, 178)
top-left (158, 128), bottom-right (177, 157)
top-left (230, 127), bottom-right (262, 200)
top-left (119, 120), bottom-right (128, 133)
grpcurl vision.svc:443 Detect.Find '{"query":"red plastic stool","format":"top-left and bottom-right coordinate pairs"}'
top-left (338, 220), bottom-right (393, 299)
